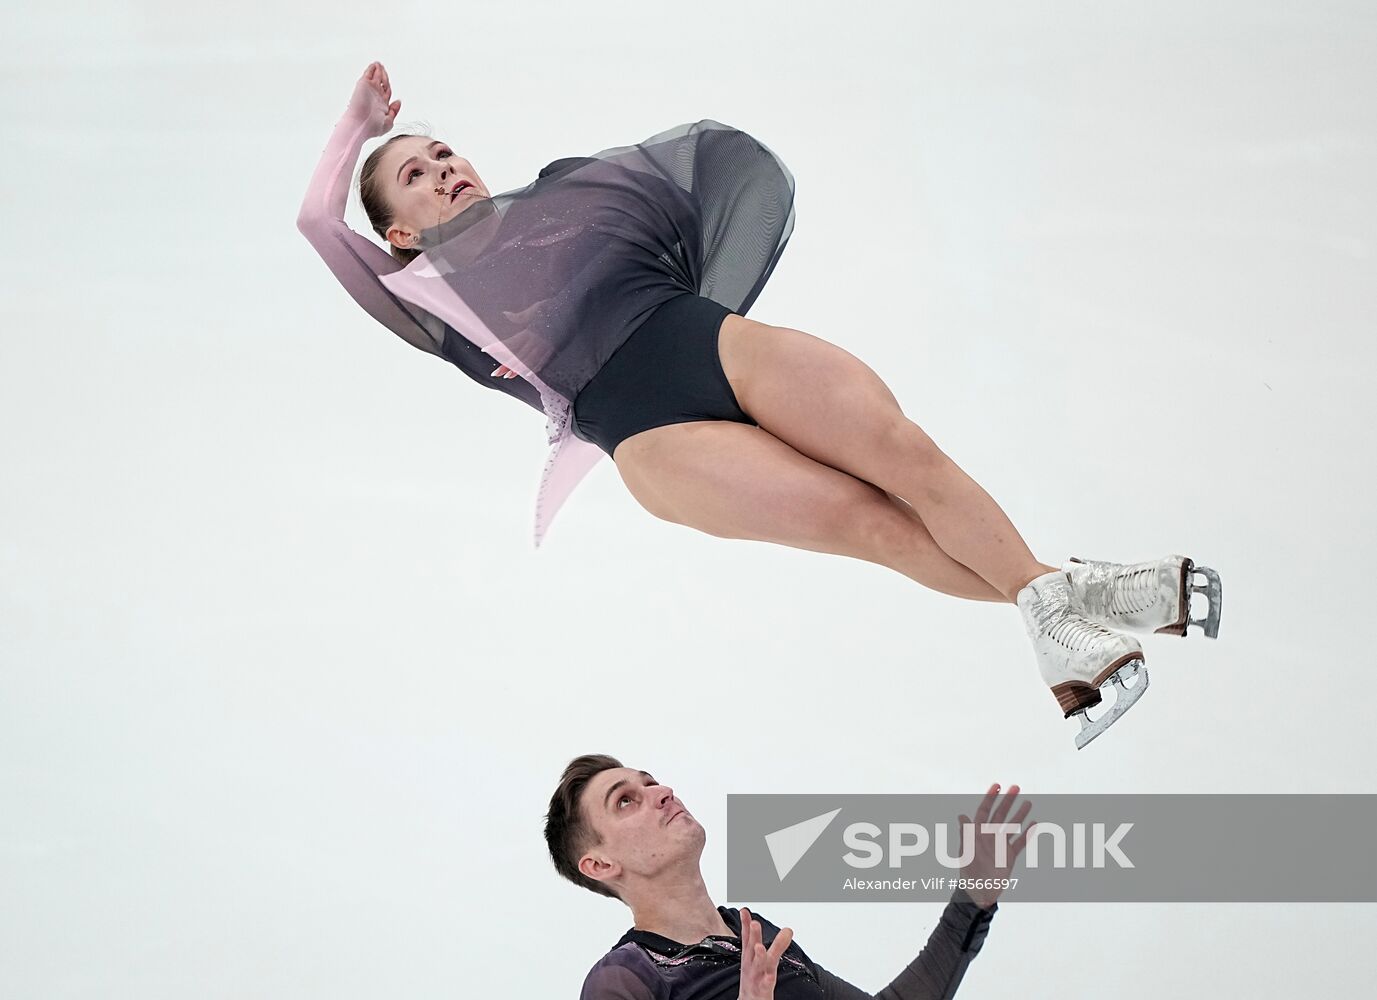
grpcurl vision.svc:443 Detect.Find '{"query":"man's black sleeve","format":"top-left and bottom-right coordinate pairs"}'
top-left (808, 890), bottom-right (996, 1000)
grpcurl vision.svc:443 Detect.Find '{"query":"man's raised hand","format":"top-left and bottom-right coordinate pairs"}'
top-left (958, 783), bottom-right (1034, 910)
top-left (736, 907), bottom-right (793, 1000)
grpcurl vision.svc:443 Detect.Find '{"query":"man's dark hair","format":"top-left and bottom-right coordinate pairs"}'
top-left (544, 753), bottom-right (624, 900)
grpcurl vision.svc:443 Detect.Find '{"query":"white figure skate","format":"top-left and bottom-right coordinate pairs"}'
top-left (1017, 570), bottom-right (1148, 750)
top-left (1064, 555), bottom-right (1222, 638)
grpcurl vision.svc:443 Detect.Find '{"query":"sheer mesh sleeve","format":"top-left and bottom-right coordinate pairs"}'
top-left (295, 108), bottom-right (546, 414)
top-left (811, 966), bottom-right (878, 1000)
top-left (578, 947), bottom-right (666, 1000)
top-left (295, 110), bottom-right (446, 356)
top-left (808, 892), bottom-right (996, 1000)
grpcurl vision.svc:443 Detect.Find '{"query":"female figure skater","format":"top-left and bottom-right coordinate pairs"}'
top-left (296, 63), bottom-right (1222, 748)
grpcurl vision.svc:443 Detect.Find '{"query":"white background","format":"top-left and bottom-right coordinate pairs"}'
top-left (2, 0), bottom-right (1374, 996)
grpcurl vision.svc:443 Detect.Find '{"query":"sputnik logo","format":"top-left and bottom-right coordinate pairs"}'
top-left (764, 808), bottom-right (842, 881)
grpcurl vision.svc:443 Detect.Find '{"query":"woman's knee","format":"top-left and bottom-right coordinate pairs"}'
top-left (787, 473), bottom-right (897, 552)
top-left (887, 418), bottom-right (949, 470)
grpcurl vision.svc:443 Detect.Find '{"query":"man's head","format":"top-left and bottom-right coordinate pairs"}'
top-left (358, 133), bottom-right (491, 261)
top-left (544, 754), bottom-right (704, 903)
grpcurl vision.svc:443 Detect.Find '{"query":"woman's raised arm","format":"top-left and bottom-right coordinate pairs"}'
top-left (295, 63), bottom-right (445, 356)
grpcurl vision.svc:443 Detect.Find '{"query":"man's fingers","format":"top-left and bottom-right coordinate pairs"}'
top-left (767, 927), bottom-right (794, 961)
top-left (991, 784), bottom-right (1020, 825)
top-left (975, 784), bottom-right (998, 825)
top-left (1009, 800), bottom-right (1032, 828)
top-left (1005, 801), bottom-right (1033, 860)
top-left (1011, 819), bottom-right (1038, 858)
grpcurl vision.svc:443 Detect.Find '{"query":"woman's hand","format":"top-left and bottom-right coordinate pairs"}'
top-left (736, 907), bottom-right (793, 1000)
top-left (348, 61), bottom-right (401, 138)
top-left (490, 365), bottom-right (519, 379)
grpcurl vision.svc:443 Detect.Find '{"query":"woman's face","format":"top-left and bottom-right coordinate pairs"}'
top-left (380, 135), bottom-right (491, 250)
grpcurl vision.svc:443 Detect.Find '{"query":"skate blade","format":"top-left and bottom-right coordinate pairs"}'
top-left (1187, 565), bottom-right (1223, 638)
top-left (1071, 662), bottom-right (1149, 750)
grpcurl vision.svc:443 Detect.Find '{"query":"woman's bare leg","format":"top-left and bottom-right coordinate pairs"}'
top-left (612, 420), bottom-right (1007, 602)
top-left (718, 316), bottom-right (1057, 601)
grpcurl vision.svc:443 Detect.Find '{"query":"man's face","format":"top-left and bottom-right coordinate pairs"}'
top-left (577, 767), bottom-right (704, 892)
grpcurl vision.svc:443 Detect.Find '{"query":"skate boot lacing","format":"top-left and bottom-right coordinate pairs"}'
top-left (1031, 584), bottom-right (1122, 652)
top-left (1083, 564), bottom-right (1159, 617)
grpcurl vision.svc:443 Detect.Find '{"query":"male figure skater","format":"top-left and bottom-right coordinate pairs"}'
top-left (544, 754), bottom-right (1032, 999)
